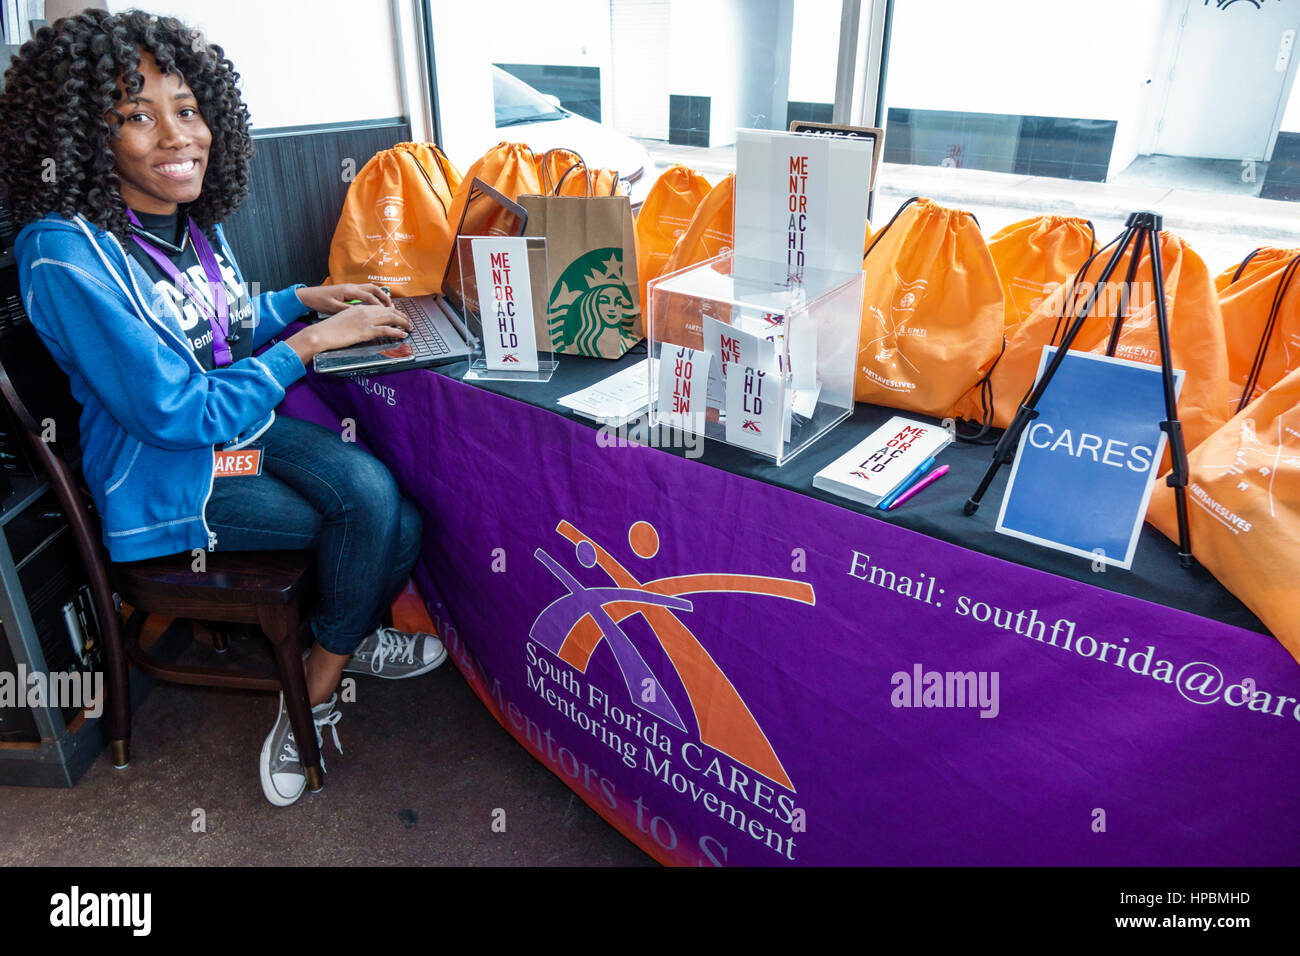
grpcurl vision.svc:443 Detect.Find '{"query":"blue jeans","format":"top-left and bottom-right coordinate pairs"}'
top-left (204, 414), bottom-right (422, 655)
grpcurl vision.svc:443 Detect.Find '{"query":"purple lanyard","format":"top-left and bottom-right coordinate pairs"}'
top-left (127, 210), bottom-right (233, 367)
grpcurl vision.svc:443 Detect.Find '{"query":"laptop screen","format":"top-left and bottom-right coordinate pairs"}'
top-left (440, 178), bottom-right (528, 317)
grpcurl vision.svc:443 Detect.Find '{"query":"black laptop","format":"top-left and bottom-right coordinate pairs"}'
top-left (313, 178), bottom-right (528, 376)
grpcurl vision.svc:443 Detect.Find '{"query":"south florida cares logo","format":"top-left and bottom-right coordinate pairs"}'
top-left (530, 519), bottom-right (814, 789)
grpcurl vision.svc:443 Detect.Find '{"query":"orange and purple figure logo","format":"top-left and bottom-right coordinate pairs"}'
top-left (530, 519), bottom-right (815, 790)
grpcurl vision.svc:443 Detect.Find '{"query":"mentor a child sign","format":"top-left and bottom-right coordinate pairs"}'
top-left (733, 128), bottom-right (874, 277)
top-left (472, 236), bottom-right (539, 372)
top-left (655, 344), bottom-right (711, 436)
top-left (995, 348), bottom-right (1185, 570)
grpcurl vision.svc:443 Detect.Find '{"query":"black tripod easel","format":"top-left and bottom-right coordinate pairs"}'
top-left (962, 210), bottom-right (1194, 568)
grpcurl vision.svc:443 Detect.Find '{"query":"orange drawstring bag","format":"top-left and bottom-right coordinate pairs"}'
top-left (540, 148), bottom-right (623, 198)
top-left (634, 165), bottom-right (712, 312)
top-left (449, 141), bottom-right (544, 207)
top-left (651, 174), bottom-right (736, 351)
top-left (326, 142), bottom-right (462, 296)
top-left (983, 230), bottom-right (1232, 461)
top-left (855, 197), bottom-right (1004, 418)
top-left (1146, 367), bottom-right (1300, 666)
top-left (1213, 247), bottom-right (1300, 419)
top-left (1213, 246), bottom-right (1285, 294)
top-left (661, 173), bottom-right (735, 279)
top-left (990, 216), bottom-right (1098, 331)
top-left (953, 215), bottom-right (1097, 428)
top-left (436, 142), bottom-right (545, 283)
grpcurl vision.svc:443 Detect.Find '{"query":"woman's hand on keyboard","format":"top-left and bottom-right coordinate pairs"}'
top-left (286, 304), bottom-right (411, 364)
top-left (295, 283), bottom-right (393, 314)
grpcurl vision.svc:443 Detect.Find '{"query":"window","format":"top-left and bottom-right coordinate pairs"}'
top-left (876, 0), bottom-right (1300, 271)
top-left (428, 0), bottom-right (848, 202)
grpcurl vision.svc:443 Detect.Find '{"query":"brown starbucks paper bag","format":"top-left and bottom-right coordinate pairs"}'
top-left (521, 191), bottom-right (642, 359)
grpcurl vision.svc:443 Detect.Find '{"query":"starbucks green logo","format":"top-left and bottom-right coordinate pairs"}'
top-left (547, 248), bottom-right (637, 356)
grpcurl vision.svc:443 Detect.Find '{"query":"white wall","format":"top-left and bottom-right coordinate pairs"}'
top-left (884, 0), bottom-right (1177, 177)
top-left (666, 0), bottom-right (802, 146)
top-left (611, 0), bottom-right (672, 138)
top-left (429, 9), bottom-right (501, 165)
top-left (104, 0), bottom-right (403, 129)
top-left (1282, 89), bottom-right (1300, 132)
top-left (662, 0), bottom-right (733, 144)
top-left (1280, 63), bottom-right (1300, 132)
top-left (486, 0), bottom-right (610, 66)
top-left (788, 0), bottom-right (839, 104)
top-left (1108, 0), bottom-right (1175, 176)
top-left (667, 0), bottom-right (730, 99)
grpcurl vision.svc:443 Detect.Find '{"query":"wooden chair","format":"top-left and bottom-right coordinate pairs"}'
top-left (0, 319), bottom-right (325, 792)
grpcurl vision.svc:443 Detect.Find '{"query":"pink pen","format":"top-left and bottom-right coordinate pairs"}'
top-left (886, 464), bottom-right (949, 510)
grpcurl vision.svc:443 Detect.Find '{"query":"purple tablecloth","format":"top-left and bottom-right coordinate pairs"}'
top-left (282, 367), bottom-right (1300, 866)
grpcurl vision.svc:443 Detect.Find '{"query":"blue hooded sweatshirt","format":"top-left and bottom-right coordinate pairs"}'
top-left (15, 212), bottom-right (310, 562)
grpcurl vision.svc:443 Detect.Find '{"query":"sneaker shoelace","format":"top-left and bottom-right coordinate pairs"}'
top-left (278, 727), bottom-right (328, 775)
top-left (368, 627), bottom-right (419, 675)
top-left (278, 698), bottom-right (343, 776)
top-left (314, 705), bottom-right (343, 757)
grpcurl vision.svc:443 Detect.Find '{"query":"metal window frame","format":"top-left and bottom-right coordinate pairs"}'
top-left (833, 0), bottom-right (892, 128)
top-left (418, 0), bottom-right (443, 147)
top-left (390, 0), bottom-right (440, 145)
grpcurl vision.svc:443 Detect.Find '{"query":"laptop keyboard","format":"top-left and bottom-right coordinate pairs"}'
top-left (388, 298), bottom-right (451, 358)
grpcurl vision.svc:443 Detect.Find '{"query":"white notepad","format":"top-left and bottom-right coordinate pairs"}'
top-left (557, 359), bottom-right (655, 426)
top-left (813, 416), bottom-right (951, 507)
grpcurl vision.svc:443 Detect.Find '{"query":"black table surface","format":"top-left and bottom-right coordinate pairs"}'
top-left (415, 346), bottom-right (1266, 637)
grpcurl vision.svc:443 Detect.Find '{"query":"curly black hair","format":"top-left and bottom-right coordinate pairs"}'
top-left (0, 7), bottom-right (253, 240)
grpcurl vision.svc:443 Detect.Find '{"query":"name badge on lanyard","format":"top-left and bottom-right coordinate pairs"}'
top-left (213, 444), bottom-right (263, 478)
top-left (127, 211), bottom-right (237, 366)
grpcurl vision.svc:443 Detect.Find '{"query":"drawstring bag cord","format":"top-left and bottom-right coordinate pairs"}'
top-left (1238, 251), bottom-right (1300, 413)
top-left (956, 219), bottom-right (1099, 444)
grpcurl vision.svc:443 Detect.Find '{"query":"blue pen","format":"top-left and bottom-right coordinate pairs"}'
top-left (878, 456), bottom-right (936, 510)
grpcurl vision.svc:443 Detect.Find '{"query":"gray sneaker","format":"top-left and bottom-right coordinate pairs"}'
top-left (258, 693), bottom-right (343, 807)
top-left (343, 627), bottom-right (448, 679)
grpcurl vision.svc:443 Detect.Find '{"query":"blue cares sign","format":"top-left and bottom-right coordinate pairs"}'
top-left (996, 347), bottom-right (1184, 570)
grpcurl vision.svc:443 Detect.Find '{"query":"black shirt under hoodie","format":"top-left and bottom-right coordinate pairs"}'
top-left (125, 207), bottom-right (255, 371)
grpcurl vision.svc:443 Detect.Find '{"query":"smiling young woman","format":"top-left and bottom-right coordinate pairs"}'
top-left (0, 9), bottom-right (447, 807)
top-left (108, 55), bottom-right (213, 215)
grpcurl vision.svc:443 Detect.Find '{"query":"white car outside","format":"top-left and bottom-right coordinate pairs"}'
top-left (475, 66), bottom-right (659, 207)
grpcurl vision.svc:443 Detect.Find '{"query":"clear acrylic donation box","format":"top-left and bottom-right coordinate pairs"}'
top-left (647, 253), bottom-right (863, 466)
